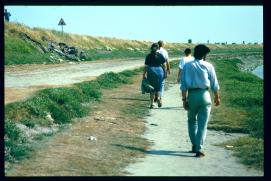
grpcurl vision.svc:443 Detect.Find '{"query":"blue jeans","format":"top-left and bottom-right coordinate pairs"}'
top-left (161, 79), bottom-right (165, 97)
top-left (187, 89), bottom-right (212, 152)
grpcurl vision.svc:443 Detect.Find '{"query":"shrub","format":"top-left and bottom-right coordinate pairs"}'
top-left (75, 81), bottom-right (102, 101)
top-left (38, 87), bottom-right (90, 123)
top-left (5, 119), bottom-right (29, 161)
top-left (96, 72), bottom-right (131, 89)
top-left (20, 118), bottom-right (36, 128)
top-left (48, 103), bottom-right (72, 124)
top-left (5, 119), bottom-right (21, 142)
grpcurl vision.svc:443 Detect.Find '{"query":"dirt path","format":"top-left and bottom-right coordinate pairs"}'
top-left (125, 84), bottom-right (263, 176)
top-left (4, 58), bottom-right (179, 104)
top-left (5, 59), bottom-right (145, 88)
top-left (5, 59), bottom-right (144, 104)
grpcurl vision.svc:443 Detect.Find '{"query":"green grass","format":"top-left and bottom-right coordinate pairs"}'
top-left (210, 48), bottom-right (263, 54)
top-left (207, 57), bottom-right (263, 171)
top-left (5, 35), bottom-right (50, 65)
top-left (84, 49), bottom-right (147, 61)
top-left (4, 70), bottom-right (141, 163)
top-left (4, 119), bottom-right (29, 161)
top-left (218, 136), bottom-right (264, 170)
top-left (209, 58), bottom-right (263, 139)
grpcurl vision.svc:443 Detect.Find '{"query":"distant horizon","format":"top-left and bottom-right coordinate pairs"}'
top-left (5, 21), bottom-right (263, 45)
top-left (4, 6), bottom-right (263, 44)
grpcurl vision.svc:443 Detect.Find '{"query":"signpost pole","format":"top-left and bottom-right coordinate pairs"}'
top-left (58, 18), bottom-right (66, 36)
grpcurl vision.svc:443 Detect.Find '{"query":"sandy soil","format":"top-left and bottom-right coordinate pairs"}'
top-left (125, 84), bottom-right (263, 176)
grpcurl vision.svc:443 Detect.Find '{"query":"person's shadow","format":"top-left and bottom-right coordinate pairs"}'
top-left (153, 106), bottom-right (183, 110)
top-left (112, 144), bottom-right (195, 157)
top-left (107, 97), bottom-right (149, 102)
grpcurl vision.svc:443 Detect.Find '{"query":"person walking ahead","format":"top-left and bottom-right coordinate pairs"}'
top-left (157, 40), bottom-right (170, 107)
top-left (180, 44), bottom-right (220, 157)
top-left (4, 9), bottom-right (11, 22)
top-left (143, 43), bottom-right (167, 108)
top-left (177, 48), bottom-right (194, 83)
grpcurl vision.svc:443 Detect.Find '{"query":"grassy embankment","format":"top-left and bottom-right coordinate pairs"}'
top-left (209, 57), bottom-right (263, 170)
top-left (5, 22), bottom-right (263, 65)
top-left (5, 68), bottom-right (148, 166)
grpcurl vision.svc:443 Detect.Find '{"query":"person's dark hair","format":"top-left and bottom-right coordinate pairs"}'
top-left (150, 43), bottom-right (159, 53)
top-left (158, 40), bottom-right (164, 48)
top-left (193, 44), bottom-right (210, 59)
top-left (184, 48), bottom-right (191, 56)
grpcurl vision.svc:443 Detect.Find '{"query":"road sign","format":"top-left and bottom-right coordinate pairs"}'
top-left (58, 18), bottom-right (66, 34)
top-left (58, 18), bottom-right (66, 25)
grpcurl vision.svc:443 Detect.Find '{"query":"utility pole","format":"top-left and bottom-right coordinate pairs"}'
top-left (58, 18), bottom-right (66, 34)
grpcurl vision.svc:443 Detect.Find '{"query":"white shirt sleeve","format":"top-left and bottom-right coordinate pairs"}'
top-left (179, 58), bottom-right (184, 69)
top-left (159, 48), bottom-right (169, 60)
top-left (208, 65), bottom-right (220, 92)
top-left (164, 51), bottom-right (169, 60)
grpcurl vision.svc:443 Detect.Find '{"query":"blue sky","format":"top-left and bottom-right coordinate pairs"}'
top-left (4, 6), bottom-right (263, 44)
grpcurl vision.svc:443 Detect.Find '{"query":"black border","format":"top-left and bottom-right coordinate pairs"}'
top-left (1, 0), bottom-right (269, 181)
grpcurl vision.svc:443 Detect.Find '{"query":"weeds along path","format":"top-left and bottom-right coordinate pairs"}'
top-left (4, 58), bottom-right (179, 104)
top-left (125, 84), bottom-right (263, 176)
top-left (6, 76), bottom-right (150, 176)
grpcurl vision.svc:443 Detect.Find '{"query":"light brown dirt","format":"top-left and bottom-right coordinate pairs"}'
top-left (6, 76), bottom-right (150, 176)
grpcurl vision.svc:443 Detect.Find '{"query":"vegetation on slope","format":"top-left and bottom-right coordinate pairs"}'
top-left (5, 22), bottom-right (263, 65)
top-left (209, 58), bottom-right (263, 170)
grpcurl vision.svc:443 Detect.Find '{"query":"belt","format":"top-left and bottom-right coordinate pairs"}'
top-left (188, 88), bottom-right (208, 91)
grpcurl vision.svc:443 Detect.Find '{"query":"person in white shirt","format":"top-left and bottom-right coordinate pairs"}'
top-left (177, 48), bottom-right (194, 83)
top-left (181, 44), bottom-right (220, 157)
top-left (157, 40), bottom-right (170, 107)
